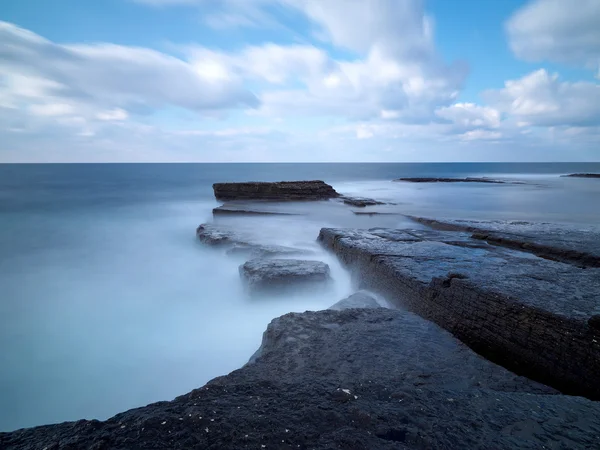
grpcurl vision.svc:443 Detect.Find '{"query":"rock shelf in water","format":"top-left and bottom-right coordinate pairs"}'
top-left (213, 180), bottom-right (339, 201)
top-left (318, 225), bottom-right (600, 399)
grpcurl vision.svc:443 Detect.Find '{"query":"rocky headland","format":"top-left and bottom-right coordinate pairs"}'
top-left (3, 180), bottom-right (600, 449)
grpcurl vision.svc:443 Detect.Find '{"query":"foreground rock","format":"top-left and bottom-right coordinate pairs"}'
top-left (318, 226), bottom-right (600, 399)
top-left (407, 216), bottom-right (600, 268)
top-left (239, 259), bottom-right (331, 295)
top-left (395, 177), bottom-right (507, 184)
top-left (213, 180), bottom-right (339, 201)
top-left (562, 173), bottom-right (600, 178)
top-left (6, 308), bottom-right (600, 449)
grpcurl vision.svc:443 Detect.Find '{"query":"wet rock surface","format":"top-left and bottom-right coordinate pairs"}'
top-left (562, 173), bottom-right (600, 178)
top-left (213, 180), bottom-right (339, 201)
top-left (408, 217), bottom-right (600, 268)
top-left (239, 259), bottom-right (332, 295)
top-left (318, 226), bottom-right (600, 399)
top-left (5, 308), bottom-right (600, 450)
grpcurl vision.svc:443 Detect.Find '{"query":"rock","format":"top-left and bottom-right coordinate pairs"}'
top-left (589, 315), bottom-right (600, 330)
top-left (196, 223), bottom-right (242, 247)
top-left (407, 216), bottom-right (600, 268)
top-left (394, 177), bottom-right (507, 183)
top-left (329, 291), bottom-right (384, 310)
top-left (212, 180), bottom-right (339, 201)
top-left (318, 226), bottom-right (600, 399)
top-left (6, 308), bottom-right (600, 449)
top-left (353, 211), bottom-right (400, 216)
top-left (561, 173), bottom-right (600, 178)
top-left (213, 202), bottom-right (300, 216)
top-left (226, 243), bottom-right (314, 259)
top-left (239, 259), bottom-right (331, 294)
top-left (339, 196), bottom-right (385, 207)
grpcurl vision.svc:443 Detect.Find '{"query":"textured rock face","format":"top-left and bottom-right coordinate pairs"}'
top-left (239, 259), bottom-right (331, 294)
top-left (213, 181), bottom-right (339, 201)
top-left (318, 226), bottom-right (600, 399)
top-left (5, 308), bottom-right (600, 450)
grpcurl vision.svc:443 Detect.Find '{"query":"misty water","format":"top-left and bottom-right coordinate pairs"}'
top-left (1, 162), bottom-right (600, 431)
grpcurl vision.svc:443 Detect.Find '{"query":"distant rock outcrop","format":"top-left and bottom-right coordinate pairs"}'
top-left (394, 177), bottom-right (506, 183)
top-left (213, 181), bottom-right (339, 201)
top-left (561, 173), bottom-right (600, 178)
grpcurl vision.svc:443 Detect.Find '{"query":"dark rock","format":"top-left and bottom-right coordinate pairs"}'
top-left (239, 258), bottom-right (331, 295)
top-left (561, 173), bottom-right (600, 178)
top-left (6, 308), bottom-right (600, 449)
top-left (318, 226), bottom-right (600, 399)
top-left (213, 180), bottom-right (339, 201)
top-left (407, 216), bottom-right (600, 268)
top-left (339, 196), bottom-right (386, 207)
top-left (329, 291), bottom-right (384, 310)
top-left (589, 315), bottom-right (600, 330)
top-left (394, 177), bottom-right (507, 183)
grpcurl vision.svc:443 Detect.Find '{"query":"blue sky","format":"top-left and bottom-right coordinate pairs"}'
top-left (0, 0), bottom-right (599, 162)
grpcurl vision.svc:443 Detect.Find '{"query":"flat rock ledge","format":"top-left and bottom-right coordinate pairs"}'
top-left (407, 217), bottom-right (600, 268)
top-left (239, 258), bottom-right (331, 295)
top-left (318, 226), bottom-right (600, 399)
top-left (213, 180), bottom-right (339, 201)
top-left (4, 308), bottom-right (600, 449)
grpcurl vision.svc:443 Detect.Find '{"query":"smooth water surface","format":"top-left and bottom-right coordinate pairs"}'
top-left (1, 162), bottom-right (599, 431)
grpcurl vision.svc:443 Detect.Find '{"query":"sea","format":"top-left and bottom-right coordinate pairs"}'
top-left (1, 162), bottom-right (599, 432)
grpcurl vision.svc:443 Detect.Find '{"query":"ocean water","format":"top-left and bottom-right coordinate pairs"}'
top-left (1, 162), bottom-right (599, 432)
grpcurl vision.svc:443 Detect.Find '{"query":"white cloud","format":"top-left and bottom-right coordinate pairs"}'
top-left (435, 103), bottom-right (501, 129)
top-left (97, 108), bottom-right (129, 121)
top-left (506, 0), bottom-right (600, 70)
top-left (29, 103), bottom-right (76, 117)
top-left (484, 69), bottom-right (600, 127)
top-left (0, 21), bottom-right (258, 115)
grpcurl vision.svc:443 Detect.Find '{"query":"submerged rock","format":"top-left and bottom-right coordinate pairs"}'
top-left (213, 180), bottom-right (339, 201)
top-left (329, 290), bottom-right (384, 310)
top-left (239, 258), bottom-right (331, 294)
top-left (318, 226), bottom-right (600, 399)
top-left (6, 308), bottom-right (600, 449)
top-left (226, 243), bottom-right (314, 259)
top-left (213, 202), bottom-right (300, 216)
top-left (339, 196), bottom-right (386, 207)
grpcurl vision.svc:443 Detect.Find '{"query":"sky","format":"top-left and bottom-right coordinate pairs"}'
top-left (0, 0), bottom-right (599, 162)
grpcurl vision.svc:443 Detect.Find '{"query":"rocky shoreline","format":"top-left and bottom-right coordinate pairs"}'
top-left (3, 180), bottom-right (600, 449)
